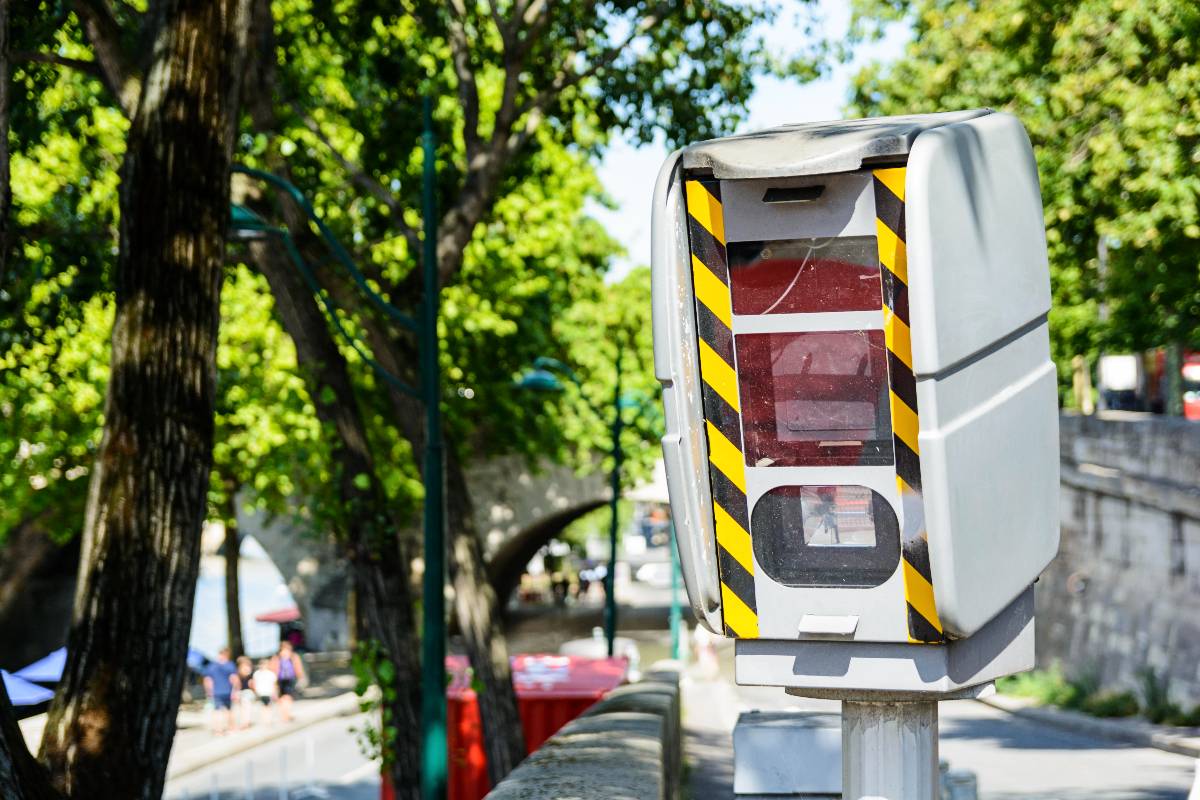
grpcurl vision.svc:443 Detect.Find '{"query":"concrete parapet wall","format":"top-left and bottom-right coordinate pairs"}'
top-left (1038, 413), bottom-right (1200, 705)
top-left (485, 668), bottom-right (681, 800)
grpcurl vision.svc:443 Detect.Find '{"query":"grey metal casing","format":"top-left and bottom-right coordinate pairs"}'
top-left (905, 112), bottom-right (1060, 637)
top-left (736, 587), bottom-right (1035, 694)
top-left (652, 149), bottom-right (725, 634)
top-left (653, 109), bottom-right (1059, 650)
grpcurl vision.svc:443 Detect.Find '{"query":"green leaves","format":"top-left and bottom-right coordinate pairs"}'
top-left (851, 0), bottom-right (1200, 384)
top-left (209, 265), bottom-right (334, 529)
top-left (7, 0), bottom-right (791, 547)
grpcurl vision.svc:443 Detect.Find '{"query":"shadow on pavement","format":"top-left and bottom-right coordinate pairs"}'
top-left (984, 789), bottom-right (1187, 800)
top-left (940, 714), bottom-right (1138, 751)
top-left (686, 726), bottom-right (735, 800)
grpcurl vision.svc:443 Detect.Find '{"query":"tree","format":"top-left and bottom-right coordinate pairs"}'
top-left (0, 0), bottom-right (252, 797)
top-left (849, 0), bottom-right (1200, 392)
top-left (240, 0), bottom-right (785, 782)
top-left (6, 0), bottom-right (802, 790)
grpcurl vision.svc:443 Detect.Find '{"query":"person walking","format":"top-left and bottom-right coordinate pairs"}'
top-left (235, 655), bottom-right (255, 730)
top-left (202, 647), bottom-right (240, 735)
top-left (270, 640), bottom-right (305, 723)
top-left (251, 658), bottom-right (278, 726)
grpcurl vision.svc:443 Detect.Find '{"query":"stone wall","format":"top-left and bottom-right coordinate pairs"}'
top-left (1037, 413), bottom-right (1200, 706)
top-left (485, 667), bottom-right (681, 800)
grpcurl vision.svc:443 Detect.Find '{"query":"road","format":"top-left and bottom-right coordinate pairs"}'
top-left (688, 644), bottom-right (1198, 800)
top-left (939, 700), bottom-right (1196, 799)
top-left (164, 713), bottom-right (380, 800)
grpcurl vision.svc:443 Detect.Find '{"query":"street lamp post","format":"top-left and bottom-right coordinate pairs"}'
top-left (602, 344), bottom-right (623, 658)
top-left (668, 522), bottom-right (686, 663)
top-left (418, 96), bottom-right (448, 800)
top-left (520, 352), bottom-right (638, 658)
top-left (228, 96), bottom-right (448, 799)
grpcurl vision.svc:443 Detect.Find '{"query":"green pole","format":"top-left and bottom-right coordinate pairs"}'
top-left (669, 521), bottom-right (685, 663)
top-left (604, 344), bottom-right (623, 658)
top-left (420, 95), bottom-right (448, 800)
top-left (1166, 342), bottom-right (1184, 417)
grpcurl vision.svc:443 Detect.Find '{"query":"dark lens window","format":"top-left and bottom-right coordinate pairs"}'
top-left (728, 236), bottom-right (882, 315)
top-left (736, 330), bottom-right (894, 467)
top-left (751, 485), bottom-right (900, 588)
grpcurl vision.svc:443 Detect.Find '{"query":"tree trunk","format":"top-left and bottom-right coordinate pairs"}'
top-left (353, 309), bottom-right (528, 782)
top-left (222, 486), bottom-right (244, 657)
top-left (36, 1), bottom-right (250, 797)
top-left (238, 2), bottom-right (422, 790)
top-left (250, 238), bottom-right (422, 798)
top-left (0, 511), bottom-right (60, 622)
top-left (445, 450), bottom-right (526, 782)
top-left (0, 678), bottom-right (61, 800)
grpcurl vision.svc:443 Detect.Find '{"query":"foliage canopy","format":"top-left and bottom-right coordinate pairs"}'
top-left (850, 0), bottom-right (1200, 377)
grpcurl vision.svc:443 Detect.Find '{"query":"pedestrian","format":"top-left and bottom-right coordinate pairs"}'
top-left (202, 647), bottom-right (240, 735)
top-left (235, 655), bottom-right (255, 730)
top-left (251, 658), bottom-right (278, 726)
top-left (270, 640), bottom-right (306, 723)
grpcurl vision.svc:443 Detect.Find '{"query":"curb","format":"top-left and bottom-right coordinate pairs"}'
top-left (978, 694), bottom-right (1200, 759)
top-left (166, 690), bottom-right (366, 780)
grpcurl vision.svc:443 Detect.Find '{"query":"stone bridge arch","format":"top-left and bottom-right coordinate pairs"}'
top-left (242, 456), bottom-right (610, 648)
top-left (469, 456), bottom-right (610, 613)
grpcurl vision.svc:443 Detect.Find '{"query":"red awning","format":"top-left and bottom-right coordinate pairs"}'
top-left (254, 606), bottom-right (301, 624)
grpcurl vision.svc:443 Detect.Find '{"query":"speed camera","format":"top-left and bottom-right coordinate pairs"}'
top-left (652, 110), bottom-right (1059, 693)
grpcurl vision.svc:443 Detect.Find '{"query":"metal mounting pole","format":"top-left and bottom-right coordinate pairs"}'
top-left (842, 698), bottom-right (938, 800)
top-left (419, 94), bottom-right (448, 800)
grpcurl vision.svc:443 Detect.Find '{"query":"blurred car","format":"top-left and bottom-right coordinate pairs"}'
top-left (634, 561), bottom-right (673, 588)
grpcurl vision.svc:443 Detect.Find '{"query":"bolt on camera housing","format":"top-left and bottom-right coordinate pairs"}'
top-left (651, 110), bottom-right (1060, 695)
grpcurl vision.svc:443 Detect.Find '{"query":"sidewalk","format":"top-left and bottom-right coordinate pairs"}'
top-left (166, 673), bottom-right (364, 780)
top-left (18, 660), bottom-right (369, 782)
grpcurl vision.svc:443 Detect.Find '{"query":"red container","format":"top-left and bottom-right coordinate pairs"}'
top-left (381, 654), bottom-right (627, 800)
top-left (447, 653), bottom-right (627, 800)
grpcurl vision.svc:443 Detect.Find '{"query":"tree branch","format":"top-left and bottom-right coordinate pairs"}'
top-left (432, 2), bottom-right (661, 290)
top-left (488, 1), bottom-right (511, 51)
top-left (293, 107), bottom-right (421, 261)
top-left (513, 0), bottom-right (554, 58)
top-left (310, 258), bottom-right (425, 451)
top-left (71, 0), bottom-right (139, 116)
top-left (447, 0), bottom-right (483, 163)
top-left (518, 4), bottom-right (667, 123)
top-left (13, 51), bottom-right (105, 78)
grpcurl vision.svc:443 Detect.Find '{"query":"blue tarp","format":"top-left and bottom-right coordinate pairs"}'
top-left (187, 647), bottom-right (211, 673)
top-left (13, 646), bottom-right (66, 684)
top-left (2, 670), bottom-right (54, 706)
top-left (13, 646), bottom-right (209, 688)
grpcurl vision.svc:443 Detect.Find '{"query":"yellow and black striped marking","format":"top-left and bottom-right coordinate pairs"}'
top-left (873, 167), bottom-right (945, 644)
top-left (684, 178), bottom-right (759, 639)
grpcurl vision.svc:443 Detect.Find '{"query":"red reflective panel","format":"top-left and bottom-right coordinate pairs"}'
top-left (728, 236), bottom-right (882, 315)
top-left (736, 331), bottom-right (894, 467)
